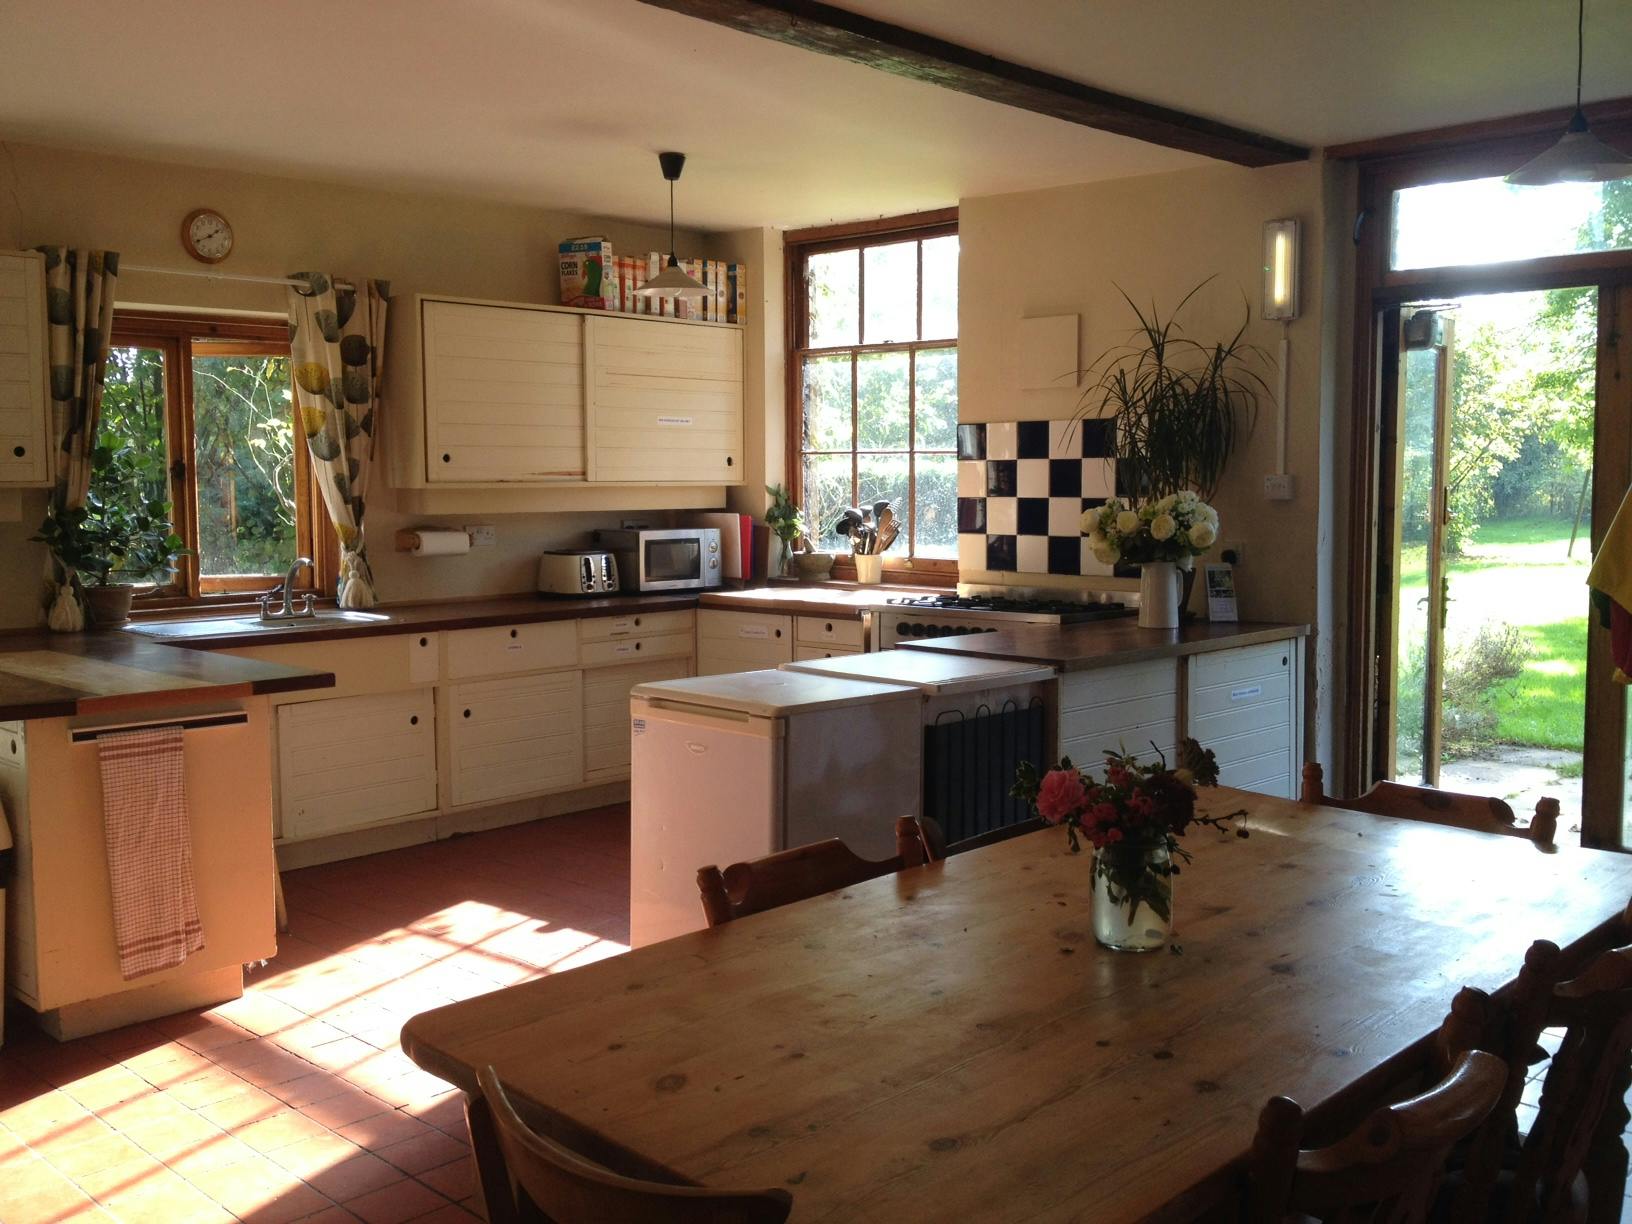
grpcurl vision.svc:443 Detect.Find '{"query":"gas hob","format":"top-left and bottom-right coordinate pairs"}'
top-left (876, 592), bottom-right (1132, 647)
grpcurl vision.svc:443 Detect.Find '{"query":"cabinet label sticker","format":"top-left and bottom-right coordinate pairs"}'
top-left (1229, 684), bottom-right (1263, 701)
top-left (656, 416), bottom-right (693, 426)
top-left (632, 718), bottom-right (645, 736)
top-left (737, 625), bottom-right (770, 639)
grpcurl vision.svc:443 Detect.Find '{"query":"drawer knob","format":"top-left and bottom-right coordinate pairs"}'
top-left (463, 708), bottom-right (472, 718)
top-left (635, 641), bottom-right (642, 651)
top-left (441, 453), bottom-right (451, 463)
top-left (11, 446), bottom-right (22, 458)
top-left (825, 622), bottom-right (833, 631)
top-left (633, 617), bottom-right (641, 627)
top-left (510, 628), bottom-right (519, 639)
top-left (410, 715), bottom-right (419, 726)
top-left (726, 456), bottom-right (734, 467)
top-left (1281, 656), bottom-right (1288, 666)
top-left (419, 636), bottom-right (428, 647)
top-left (774, 629), bottom-right (782, 638)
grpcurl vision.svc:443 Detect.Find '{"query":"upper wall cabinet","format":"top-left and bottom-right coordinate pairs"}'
top-left (0, 251), bottom-right (51, 487)
top-left (585, 315), bottom-right (742, 484)
top-left (389, 294), bottom-right (743, 492)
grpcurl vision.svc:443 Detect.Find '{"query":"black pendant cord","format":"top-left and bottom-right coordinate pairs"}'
top-left (1576, 0), bottom-right (1585, 112)
top-left (668, 179), bottom-right (678, 268)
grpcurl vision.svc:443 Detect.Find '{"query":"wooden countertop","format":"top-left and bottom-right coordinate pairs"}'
top-left (699, 584), bottom-right (916, 619)
top-left (400, 789), bottom-right (1632, 1223)
top-left (903, 619), bottom-right (1310, 671)
top-left (0, 631), bottom-right (335, 722)
top-left (122, 593), bottom-right (702, 650)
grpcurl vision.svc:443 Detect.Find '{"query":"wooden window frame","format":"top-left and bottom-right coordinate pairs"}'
top-left (1340, 102), bottom-right (1632, 846)
top-left (107, 310), bottom-right (335, 609)
top-left (786, 208), bottom-right (959, 585)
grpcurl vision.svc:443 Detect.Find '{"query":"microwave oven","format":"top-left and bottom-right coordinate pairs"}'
top-left (594, 528), bottom-right (722, 593)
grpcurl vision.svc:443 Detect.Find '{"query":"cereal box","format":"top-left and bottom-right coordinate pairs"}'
top-left (558, 237), bottom-right (614, 309)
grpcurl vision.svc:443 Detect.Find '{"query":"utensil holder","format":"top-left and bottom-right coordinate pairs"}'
top-left (853, 554), bottom-right (883, 584)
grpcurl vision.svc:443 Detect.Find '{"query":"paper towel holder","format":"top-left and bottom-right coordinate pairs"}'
top-left (395, 528), bottom-right (472, 554)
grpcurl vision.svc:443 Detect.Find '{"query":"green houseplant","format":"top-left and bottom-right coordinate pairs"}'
top-left (764, 483), bottom-right (806, 579)
top-left (34, 443), bottom-right (188, 627)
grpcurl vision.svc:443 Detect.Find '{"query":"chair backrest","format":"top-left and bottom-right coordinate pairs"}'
top-left (1246, 1050), bottom-right (1506, 1223)
top-left (1299, 762), bottom-right (1558, 847)
top-left (905, 814), bottom-right (1049, 863)
top-left (696, 826), bottom-right (924, 928)
top-left (477, 1065), bottom-right (793, 1224)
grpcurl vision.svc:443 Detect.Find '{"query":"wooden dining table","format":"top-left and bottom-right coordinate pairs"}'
top-left (400, 789), bottom-right (1632, 1222)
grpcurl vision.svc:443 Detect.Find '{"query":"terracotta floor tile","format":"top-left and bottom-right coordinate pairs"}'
top-left (300, 1088), bottom-right (398, 1131)
top-left (407, 1204), bottom-right (481, 1223)
top-left (414, 1153), bottom-right (474, 1201)
top-left (342, 1177), bottom-right (451, 1224)
top-left (39, 1131), bottom-right (149, 1179)
top-left (336, 1109), bottom-right (433, 1151)
top-left (290, 1207), bottom-right (364, 1223)
top-left (375, 1128), bottom-right (466, 1175)
top-left (0, 1152), bottom-right (100, 1221)
top-left (195, 1084), bottom-right (286, 1128)
top-left (235, 1107), bottom-right (335, 1153)
top-left (301, 1150), bottom-right (405, 1203)
top-left (168, 1067), bottom-right (260, 1111)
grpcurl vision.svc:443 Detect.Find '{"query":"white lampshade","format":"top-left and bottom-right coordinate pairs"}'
top-left (1262, 219), bottom-right (1300, 322)
top-left (1506, 111), bottom-right (1632, 185)
top-left (635, 257), bottom-right (709, 300)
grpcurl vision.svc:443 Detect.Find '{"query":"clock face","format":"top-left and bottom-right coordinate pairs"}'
top-left (182, 209), bottom-right (233, 264)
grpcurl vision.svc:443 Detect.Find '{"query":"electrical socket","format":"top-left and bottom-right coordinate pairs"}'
top-left (1263, 473), bottom-right (1296, 501)
top-left (1221, 545), bottom-right (1245, 566)
top-left (464, 524), bottom-right (496, 548)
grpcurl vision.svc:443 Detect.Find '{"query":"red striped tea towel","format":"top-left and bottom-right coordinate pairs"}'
top-left (97, 725), bottom-right (205, 980)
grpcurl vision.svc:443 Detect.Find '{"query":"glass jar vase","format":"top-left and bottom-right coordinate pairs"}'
top-left (1092, 842), bottom-right (1173, 952)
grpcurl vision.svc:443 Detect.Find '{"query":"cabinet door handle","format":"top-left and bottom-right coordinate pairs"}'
top-left (441, 453), bottom-right (451, 463)
top-left (410, 715), bottom-right (419, 726)
top-left (774, 628), bottom-right (782, 638)
top-left (11, 446), bottom-right (23, 458)
top-left (419, 636), bottom-right (429, 647)
top-left (633, 617), bottom-right (641, 627)
top-left (726, 456), bottom-right (734, 467)
top-left (510, 628), bottom-right (519, 639)
top-left (825, 622), bottom-right (833, 632)
top-left (634, 641), bottom-right (642, 651)
top-left (463, 708), bottom-right (472, 718)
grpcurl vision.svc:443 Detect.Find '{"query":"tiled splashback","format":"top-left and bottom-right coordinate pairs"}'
top-left (956, 418), bottom-right (1135, 578)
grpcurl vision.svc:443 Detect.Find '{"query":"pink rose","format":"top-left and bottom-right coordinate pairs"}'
top-left (1035, 769), bottom-right (1086, 825)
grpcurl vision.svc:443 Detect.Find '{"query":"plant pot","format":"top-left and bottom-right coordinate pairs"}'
top-left (1092, 842), bottom-right (1173, 952)
top-left (1138, 561), bottom-right (1180, 629)
top-left (84, 583), bottom-right (136, 626)
top-left (853, 554), bottom-right (883, 584)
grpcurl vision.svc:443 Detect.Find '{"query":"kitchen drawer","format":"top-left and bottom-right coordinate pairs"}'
top-left (578, 609), bottom-right (694, 643)
top-left (1190, 640), bottom-right (1296, 689)
top-left (696, 609), bottom-right (794, 676)
top-left (793, 644), bottom-right (863, 661)
top-left (795, 615), bottom-right (865, 649)
top-left (448, 671), bottom-right (582, 806)
top-left (580, 631), bottom-right (693, 668)
top-left (277, 690), bottom-right (437, 841)
top-left (583, 657), bottom-right (690, 780)
top-left (444, 620), bottom-right (578, 679)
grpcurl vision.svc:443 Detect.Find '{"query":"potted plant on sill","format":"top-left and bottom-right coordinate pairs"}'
top-left (33, 444), bottom-right (189, 628)
top-left (1073, 279), bottom-right (1267, 617)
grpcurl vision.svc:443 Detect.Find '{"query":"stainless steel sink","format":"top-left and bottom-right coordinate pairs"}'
top-left (129, 610), bottom-right (393, 638)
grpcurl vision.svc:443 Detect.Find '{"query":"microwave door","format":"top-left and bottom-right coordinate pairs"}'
top-left (644, 539), bottom-right (702, 588)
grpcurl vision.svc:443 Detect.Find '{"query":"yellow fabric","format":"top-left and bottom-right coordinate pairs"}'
top-left (1588, 485), bottom-right (1632, 612)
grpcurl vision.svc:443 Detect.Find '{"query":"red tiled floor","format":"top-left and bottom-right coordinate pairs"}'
top-left (0, 803), bottom-right (631, 1222)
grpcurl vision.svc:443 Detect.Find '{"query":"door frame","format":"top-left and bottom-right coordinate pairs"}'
top-left (1346, 134), bottom-right (1632, 847)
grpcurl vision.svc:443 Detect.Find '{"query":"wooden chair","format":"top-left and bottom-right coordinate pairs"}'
top-left (1300, 762), bottom-right (1558, 847)
top-left (1433, 908), bottom-right (1632, 1224)
top-left (1245, 1049), bottom-right (1507, 1223)
top-left (695, 819), bottom-right (925, 928)
top-left (476, 1065), bottom-right (793, 1223)
top-left (904, 814), bottom-right (1049, 863)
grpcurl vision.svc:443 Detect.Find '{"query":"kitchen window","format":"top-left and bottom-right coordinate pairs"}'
top-left (101, 312), bottom-right (325, 602)
top-left (788, 211), bottom-right (958, 575)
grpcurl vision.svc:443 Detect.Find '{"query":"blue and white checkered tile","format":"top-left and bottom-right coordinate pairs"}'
top-left (954, 417), bottom-right (1119, 576)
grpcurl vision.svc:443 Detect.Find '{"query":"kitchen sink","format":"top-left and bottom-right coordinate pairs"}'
top-left (129, 610), bottom-right (393, 638)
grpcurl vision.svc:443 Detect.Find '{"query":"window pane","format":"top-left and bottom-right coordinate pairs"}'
top-left (803, 452), bottom-right (852, 553)
top-left (802, 353), bottom-right (852, 451)
top-left (191, 350), bottom-right (297, 577)
top-left (1392, 177), bottom-right (1632, 271)
top-left (914, 347), bottom-right (958, 450)
top-left (857, 453), bottom-right (910, 549)
top-left (863, 240), bottom-right (918, 344)
top-left (914, 452), bottom-right (957, 558)
top-left (856, 350), bottom-right (910, 451)
top-left (807, 249), bottom-right (859, 347)
top-left (99, 346), bottom-right (172, 504)
top-left (921, 234), bottom-right (959, 340)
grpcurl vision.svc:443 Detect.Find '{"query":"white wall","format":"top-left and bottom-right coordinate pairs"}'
top-left (0, 141), bottom-right (728, 625)
top-left (957, 156), bottom-right (1353, 775)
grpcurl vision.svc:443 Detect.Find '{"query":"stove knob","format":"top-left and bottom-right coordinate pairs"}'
top-left (895, 623), bottom-right (910, 637)
top-left (983, 626), bottom-right (998, 634)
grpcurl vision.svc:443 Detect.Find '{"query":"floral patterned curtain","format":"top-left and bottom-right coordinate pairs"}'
top-left (37, 246), bottom-right (119, 625)
top-left (285, 274), bottom-right (389, 608)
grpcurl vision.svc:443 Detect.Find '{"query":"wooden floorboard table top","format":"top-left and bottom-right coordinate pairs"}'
top-left (401, 790), bottom-right (1632, 1223)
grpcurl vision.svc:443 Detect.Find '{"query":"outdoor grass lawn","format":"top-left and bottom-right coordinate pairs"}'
top-left (1398, 515), bottom-right (1591, 752)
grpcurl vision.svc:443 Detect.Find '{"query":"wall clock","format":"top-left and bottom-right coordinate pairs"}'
top-left (180, 208), bottom-right (234, 264)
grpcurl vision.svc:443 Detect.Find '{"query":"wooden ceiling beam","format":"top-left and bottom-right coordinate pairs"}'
top-left (636, 0), bottom-right (1309, 168)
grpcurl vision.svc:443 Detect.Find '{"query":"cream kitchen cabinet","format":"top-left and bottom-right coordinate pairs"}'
top-left (446, 670), bottom-right (583, 808)
top-left (583, 657), bottom-right (690, 781)
top-left (585, 314), bottom-right (742, 484)
top-left (696, 609), bottom-right (794, 675)
top-left (444, 620), bottom-right (578, 680)
top-left (277, 689), bottom-right (438, 840)
top-left (1186, 637), bottom-right (1302, 798)
top-left (1057, 658), bottom-right (1180, 768)
top-left (0, 251), bottom-right (51, 487)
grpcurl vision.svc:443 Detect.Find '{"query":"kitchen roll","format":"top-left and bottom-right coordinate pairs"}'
top-left (410, 530), bottom-right (471, 557)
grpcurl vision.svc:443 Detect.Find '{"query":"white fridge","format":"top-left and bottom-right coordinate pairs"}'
top-left (628, 668), bottom-right (922, 947)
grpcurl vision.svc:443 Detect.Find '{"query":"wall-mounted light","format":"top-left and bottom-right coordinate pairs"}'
top-left (1262, 218), bottom-right (1300, 322)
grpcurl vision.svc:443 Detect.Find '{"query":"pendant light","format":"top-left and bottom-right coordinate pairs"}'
top-left (1506, 0), bottom-right (1632, 185)
top-left (635, 151), bottom-right (709, 300)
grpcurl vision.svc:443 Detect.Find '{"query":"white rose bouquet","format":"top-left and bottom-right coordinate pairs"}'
top-left (1081, 492), bottom-right (1219, 567)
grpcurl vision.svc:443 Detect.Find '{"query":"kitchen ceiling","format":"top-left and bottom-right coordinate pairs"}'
top-left (1, 0), bottom-right (1628, 233)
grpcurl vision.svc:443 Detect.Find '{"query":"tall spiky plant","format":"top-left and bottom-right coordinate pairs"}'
top-left (1073, 278), bottom-right (1268, 503)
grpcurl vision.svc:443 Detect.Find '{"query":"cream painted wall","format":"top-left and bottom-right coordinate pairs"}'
top-left (0, 141), bottom-right (735, 625)
top-left (714, 227), bottom-right (787, 520)
top-left (958, 157), bottom-right (1352, 774)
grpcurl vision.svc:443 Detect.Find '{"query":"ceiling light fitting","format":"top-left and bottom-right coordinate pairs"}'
top-left (635, 151), bottom-right (709, 300)
top-left (1506, 0), bottom-right (1632, 186)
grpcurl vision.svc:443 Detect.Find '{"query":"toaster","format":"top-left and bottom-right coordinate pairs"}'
top-left (537, 550), bottom-right (619, 596)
